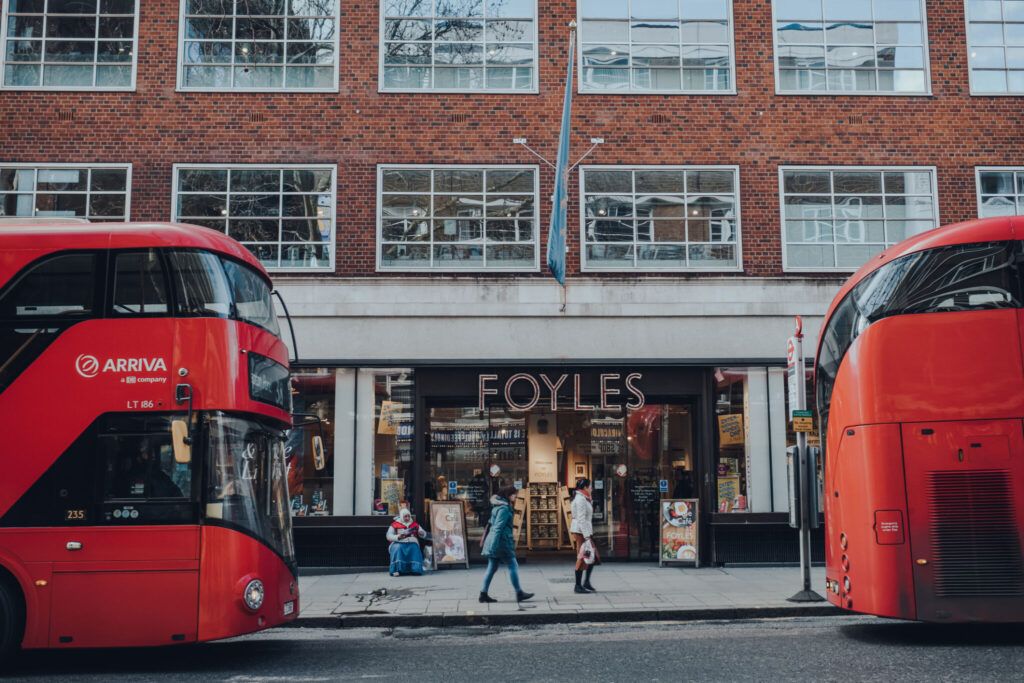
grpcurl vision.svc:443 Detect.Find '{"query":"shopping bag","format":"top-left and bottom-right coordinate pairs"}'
top-left (580, 538), bottom-right (596, 565)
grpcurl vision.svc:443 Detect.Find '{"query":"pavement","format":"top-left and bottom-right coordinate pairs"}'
top-left (296, 563), bottom-right (838, 627)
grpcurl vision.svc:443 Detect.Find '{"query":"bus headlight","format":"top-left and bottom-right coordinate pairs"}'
top-left (243, 579), bottom-right (265, 611)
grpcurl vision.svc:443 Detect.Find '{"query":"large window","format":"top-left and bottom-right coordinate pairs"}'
top-left (578, 0), bottom-right (734, 93)
top-left (177, 0), bottom-right (338, 91)
top-left (966, 0), bottom-right (1024, 94)
top-left (377, 165), bottom-right (538, 271)
top-left (581, 166), bottom-right (740, 270)
top-left (773, 0), bottom-right (930, 94)
top-left (0, 251), bottom-right (97, 318)
top-left (978, 167), bottom-right (1024, 216)
top-left (0, 164), bottom-right (130, 219)
top-left (780, 167), bottom-right (938, 271)
top-left (1, 0), bottom-right (138, 89)
top-left (381, 0), bottom-right (537, 92)
top-left (172, 164), bottom-right (335, 272)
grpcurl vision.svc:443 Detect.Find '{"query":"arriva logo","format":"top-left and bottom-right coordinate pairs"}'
top-left (75, 355), bottom-right (168, 378)
top-left (75, 354), bottom-right (100, 378)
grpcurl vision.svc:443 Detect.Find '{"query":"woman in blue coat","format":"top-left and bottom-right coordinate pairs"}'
top-left (479, 487), bottom-right (534, 603)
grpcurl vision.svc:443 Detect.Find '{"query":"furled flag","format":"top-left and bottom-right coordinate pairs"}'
top-left (546, 26), bottom-right (576, 287)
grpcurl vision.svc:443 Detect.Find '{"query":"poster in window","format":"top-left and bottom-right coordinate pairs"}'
top-left (430, 501), bottom-right (469, 569)
top-left (659, 499), bottom-right (699, 567)
top-left (717, 475), bottom-right (741, 513)
top-left (378, 400), bottom-right (401, 435)
top-left (380, 478), bottom-right (403, 517)
top-left (717, 413), bottom-right (744, 446)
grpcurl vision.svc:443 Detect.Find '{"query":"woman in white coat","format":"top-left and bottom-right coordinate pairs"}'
top-left (570, 478), bottom-right (600, 593)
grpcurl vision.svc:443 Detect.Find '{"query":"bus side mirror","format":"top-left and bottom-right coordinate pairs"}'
top-left (171, 419), bottom-right (192, 464)
top-left (312, 434), bottom-right (325, 471)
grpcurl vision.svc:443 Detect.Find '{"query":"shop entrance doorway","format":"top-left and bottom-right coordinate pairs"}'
top-left (426, 401), bottom-right (697, 561)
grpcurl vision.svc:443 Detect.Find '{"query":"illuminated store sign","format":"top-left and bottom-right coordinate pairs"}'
top-left (478, 372), bottom-right (645, 412)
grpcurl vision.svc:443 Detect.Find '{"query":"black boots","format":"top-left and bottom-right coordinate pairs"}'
top-left (583, 567), bottom-right (596, 593)
top-left (574, 569), bottom-right (591, 594)
top-left (479, 591), bottom-right (497, 603)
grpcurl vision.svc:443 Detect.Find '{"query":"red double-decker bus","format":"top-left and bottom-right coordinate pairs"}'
top-left (0, 221), bottom-right (298, 662)
top-left (816, 215), bottom-right (1023, 622)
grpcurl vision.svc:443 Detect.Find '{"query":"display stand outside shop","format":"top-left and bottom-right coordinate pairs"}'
top-left (659, 499), bottom-right (700, 567)
top-left (430, 501), bottom-right (470, 569)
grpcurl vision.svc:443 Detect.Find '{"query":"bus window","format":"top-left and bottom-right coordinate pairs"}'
top-left (101, 433), bottom-right (189, 500)
top-left (166, 250), bottom-right (232, 318)
top-left (111, 250), bottom-right (170, 316)
top-left (221, 257), bottom-right (281, 336)
top-left (0, 252), bottom-right (97, 319)
top-left (856, 242), bottom-right (1021, 321)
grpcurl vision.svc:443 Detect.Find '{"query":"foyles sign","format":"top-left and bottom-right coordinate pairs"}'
top-left (478, 372), bottom-right (645, 412)
top-left (75, 354), bottom-right (168, 379)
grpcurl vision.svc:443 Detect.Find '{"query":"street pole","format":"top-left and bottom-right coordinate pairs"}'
top-left (787, 317), bottom-right (825, 603)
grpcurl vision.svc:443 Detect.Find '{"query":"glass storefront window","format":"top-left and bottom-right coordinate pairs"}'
top-left (288, 369), bottom-right (336, 516)
top-left (427, 399), bottom-right (693, 561)
top-left (714, 369), bottom-right (752, 512)
top-left (371, 370), bottom-right (415, 516)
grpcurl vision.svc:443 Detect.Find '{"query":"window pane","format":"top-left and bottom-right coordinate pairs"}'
top-left (0, 252), bottom-right (96, 318)
top-left (89, 192), bottom-right (126, 217)
top-left (788, 244), bottom-right (835, 268)
top-left (103, 432), bottom-right (186, 500)
top-left (968, 0), bottom-right (1003, 21)
top-left (833, 172), bottom-right (882, 194)
top-left (383, 169), bottom-right (431, 192)
top-left (775, 0), bottom-right (822, 20)
top-left (112, 250), bottom-right (169, 315)
top-left (636, 170), bottom-right (684, 193)
top-left (979, 171), bottom-right (1015, 195)
top-left (873, 0), bottom-right (921, 21)
top-left (585, 170), bottom-right (632, 192)
top-left (783, 171), bottom-right (831, 194)
top-left (486, 169), bottom-right (533, 192)
top-left (167, 250), bottom-right (232, 316)
top-left (434, 169), bottom-right (483, 192)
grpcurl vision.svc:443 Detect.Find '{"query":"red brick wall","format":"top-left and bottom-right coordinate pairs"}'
top-left (1, 0), bottom-right (1020, 278)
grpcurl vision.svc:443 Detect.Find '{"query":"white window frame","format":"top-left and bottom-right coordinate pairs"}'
top-left (0, 162), bottom-right (132, 219)
top-left (376, 163), bottom-right (541, 273)
top-left (377, 0), bottom-right (540, 94)
top-left (976, 166), bottom-right (1024, 216)
top-left (770, 0), bottom-right (933, 96)
top-left (576, 0), bottom-right (738, 95)
top-left (965, 0), bottom-right (1024, 96)
top-left (171, 163), bottom-right (337, 273)
top-left (579, 165), bottom-right (743, 273)
top-left (175, 0), bottom-right (340, 93)
top-left (0, 0), bottom-right (140, 91)
top-left (778, 165), bottom-right (940, 273)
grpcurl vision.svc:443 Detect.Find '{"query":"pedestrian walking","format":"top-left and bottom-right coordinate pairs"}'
top-left (386, 507), bottom-right (427, 576)
top-left (570, 478), bottom-right (600, 593)
top-left (479, 486), bottom-right (534, 603)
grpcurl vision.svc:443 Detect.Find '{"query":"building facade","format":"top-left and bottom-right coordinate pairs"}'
top-left (3, 0), bottom-right (1022, 567)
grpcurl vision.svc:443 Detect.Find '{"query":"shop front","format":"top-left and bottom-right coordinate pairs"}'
top-left (285, 362), bottom-right (822, 568)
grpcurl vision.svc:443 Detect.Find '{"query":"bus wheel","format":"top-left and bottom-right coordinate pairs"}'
top-left (0, 576), bottom-right (23, 665)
